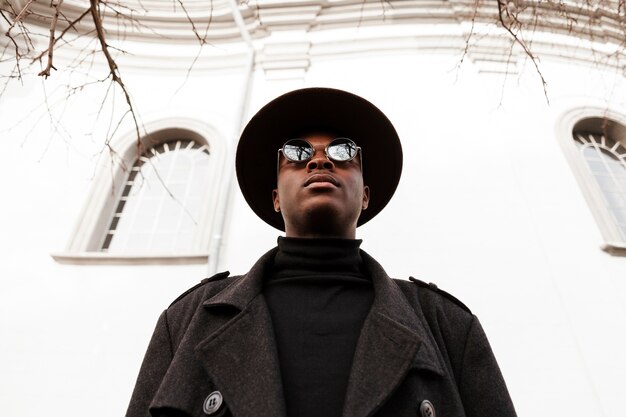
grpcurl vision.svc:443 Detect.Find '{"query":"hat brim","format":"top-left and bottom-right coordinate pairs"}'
top-left (236, 87), bottom-right (402, 231)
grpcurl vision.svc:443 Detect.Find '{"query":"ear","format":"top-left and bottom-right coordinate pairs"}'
top-left (361, 185), bottom-right (370, 210)
top-left (272, 189), bottom-right (280, 212)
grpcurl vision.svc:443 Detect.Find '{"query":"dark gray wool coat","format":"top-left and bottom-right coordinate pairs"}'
top-left (126, 248), bottom-right (517, 417)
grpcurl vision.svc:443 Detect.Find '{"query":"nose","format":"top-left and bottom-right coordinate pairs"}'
top-left (306, 154), bottom-right (334, 171)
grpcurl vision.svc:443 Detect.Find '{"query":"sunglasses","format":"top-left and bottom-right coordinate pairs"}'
top-left (278, 137), bottom-right (362, 166)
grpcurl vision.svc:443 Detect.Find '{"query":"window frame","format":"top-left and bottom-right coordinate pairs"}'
top-left (52, 118), bottom-right (227, 265)
top-left (558, 106), bottom-right (626, 256)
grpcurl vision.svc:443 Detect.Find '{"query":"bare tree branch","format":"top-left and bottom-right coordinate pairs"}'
top-left (89, 0), bottom-right (141, 146)
top-left (459, 0), bottom-right (481, 67)
top-left (5, 0), bottom-right (37, 34)
top-left (496, 0), bottom-right (549, 103)
top-left (38, 0), bottom-right (64, 78)
top-left (175, 0), bottom-right (207, 44)
top-left (3, 1), bottom-right (37, 60)
top-left (0, 8), bottom-right (13, 26)
top-left (32, 7), bottom-right (90, 64)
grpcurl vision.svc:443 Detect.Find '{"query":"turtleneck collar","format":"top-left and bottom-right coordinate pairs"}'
top-left (269, 236), bottom-right (368, 282)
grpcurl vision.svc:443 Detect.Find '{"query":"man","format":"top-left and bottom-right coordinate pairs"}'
top-left (126, 88), bottom-right (517, 417)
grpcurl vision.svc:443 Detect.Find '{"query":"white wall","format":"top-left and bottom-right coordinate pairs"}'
top-left (1, 25), bottom-right (625, 417)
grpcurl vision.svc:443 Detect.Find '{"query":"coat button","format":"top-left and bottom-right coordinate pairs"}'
top-left (419, 399), bottom-right (436, 417)
top-left (203, 391), bottom-right (223, 415)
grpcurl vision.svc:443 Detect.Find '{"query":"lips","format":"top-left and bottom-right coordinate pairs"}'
top-left (304, 173), bottom-right (339, 187)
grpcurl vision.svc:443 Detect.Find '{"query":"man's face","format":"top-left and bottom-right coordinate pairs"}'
top-left (272, 133), bottom-right (370, 238)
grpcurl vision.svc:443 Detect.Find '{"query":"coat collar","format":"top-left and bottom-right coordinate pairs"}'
top-left (202, 247), bottom-right (276, 311)
top-left (196, 246), bottom-right (445, 417)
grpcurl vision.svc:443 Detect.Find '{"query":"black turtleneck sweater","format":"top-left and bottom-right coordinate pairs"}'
top-left (263, 237), bottom-right (374, 417)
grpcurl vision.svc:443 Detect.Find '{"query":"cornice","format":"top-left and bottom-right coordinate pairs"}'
top-left (3, 0), bottom-right (625, 73)
top-left (8, 0), bottom-right (626, 44)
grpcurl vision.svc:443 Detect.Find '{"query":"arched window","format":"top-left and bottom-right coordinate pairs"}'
top-left (54, 120), bottom-right (227, 264)
top-left (566, 116), bottom-right (626, 253)
top-left (102, 139), bottom-right (211, 253)
top-left (573, 132), bottom-right (626, 241)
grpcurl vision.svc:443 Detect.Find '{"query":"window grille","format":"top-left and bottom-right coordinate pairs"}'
top-left (573, 132), bottom-right (626, 241)
top-left (102, 139), bottom-right (211, 253)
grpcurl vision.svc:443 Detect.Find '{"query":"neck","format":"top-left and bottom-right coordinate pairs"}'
top-left (284, 222), bottom-right (357, 239)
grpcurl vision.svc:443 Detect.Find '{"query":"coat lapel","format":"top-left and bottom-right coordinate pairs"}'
top-left (195, 248), bottom-right (287, 417)
top-left (342, 251), bottom-right (445, 417)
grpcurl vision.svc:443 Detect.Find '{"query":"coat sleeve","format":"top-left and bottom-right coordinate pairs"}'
top-left (459, 316), bottom-right (517, 417)
top-left (125, 311), bottom-right (174, 417)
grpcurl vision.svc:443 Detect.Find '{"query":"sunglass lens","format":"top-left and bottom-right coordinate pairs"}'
top-left (328, 138), bottom-right (357, 161)
top-left (283, 139), bottom-right (313, 162)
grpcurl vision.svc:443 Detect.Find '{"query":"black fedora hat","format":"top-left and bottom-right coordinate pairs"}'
top-left (236, 87), bottom-right (402, 231)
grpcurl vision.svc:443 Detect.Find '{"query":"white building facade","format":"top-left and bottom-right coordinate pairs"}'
top-left (1, 1), bottom-right (625, 416)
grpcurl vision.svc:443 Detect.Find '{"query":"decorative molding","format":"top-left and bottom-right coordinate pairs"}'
top-left (51, 252), bottom-right (210, 265)
top-left (258, 39), bottom-right (311, 80)
top-left (601, 242), bottom-right (626, 256)
top-left (12, 0), bottom-right (626, 52)
top-left (6, 0), bottom-right (626, 74)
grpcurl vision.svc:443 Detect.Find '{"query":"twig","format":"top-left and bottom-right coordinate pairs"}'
top-left (89, 0), bottom-right (141, 145)
top-left (496, 0), bottom-right (549, 103)
top-left (38, 0), bottom-right (64, 78)
top-left (0, 8), bottom-right (13, 26)
top-left (32, 8), bottom-right (90, 64)
top-left (175, 0), bottom-right (206, 44)
top-left (203, 0), bottom-right (214, 39)
top-left (5, 0), bottom-right (37, 34)
top-left (4, 32), bottom-right (23, 80)
top-left (3, 0), bottom-right (37, 64)
top-left (460, 0), bottom-right (481, 66)
top-left (0, 63), bottom-right (19, 99)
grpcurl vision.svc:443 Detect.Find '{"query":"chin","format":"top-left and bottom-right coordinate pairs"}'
top-left (303, 205), bottom-right (359, 231)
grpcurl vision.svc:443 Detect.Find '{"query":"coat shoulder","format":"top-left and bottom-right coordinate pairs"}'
top-left (168, 271), bottom-right (233, 308)
top-left (163, 271), bottom-right (239, 348)
top-left (394, 276), bottom-right (472, 315)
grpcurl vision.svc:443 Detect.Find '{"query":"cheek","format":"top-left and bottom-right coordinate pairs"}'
top-left (347, 177), bottom-right (365, 196)
top-left (276, 178), bottom-right (297, 205)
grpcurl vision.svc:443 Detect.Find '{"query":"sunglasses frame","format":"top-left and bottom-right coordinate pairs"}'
top-left (277, 137), bottom-right (363, 177)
